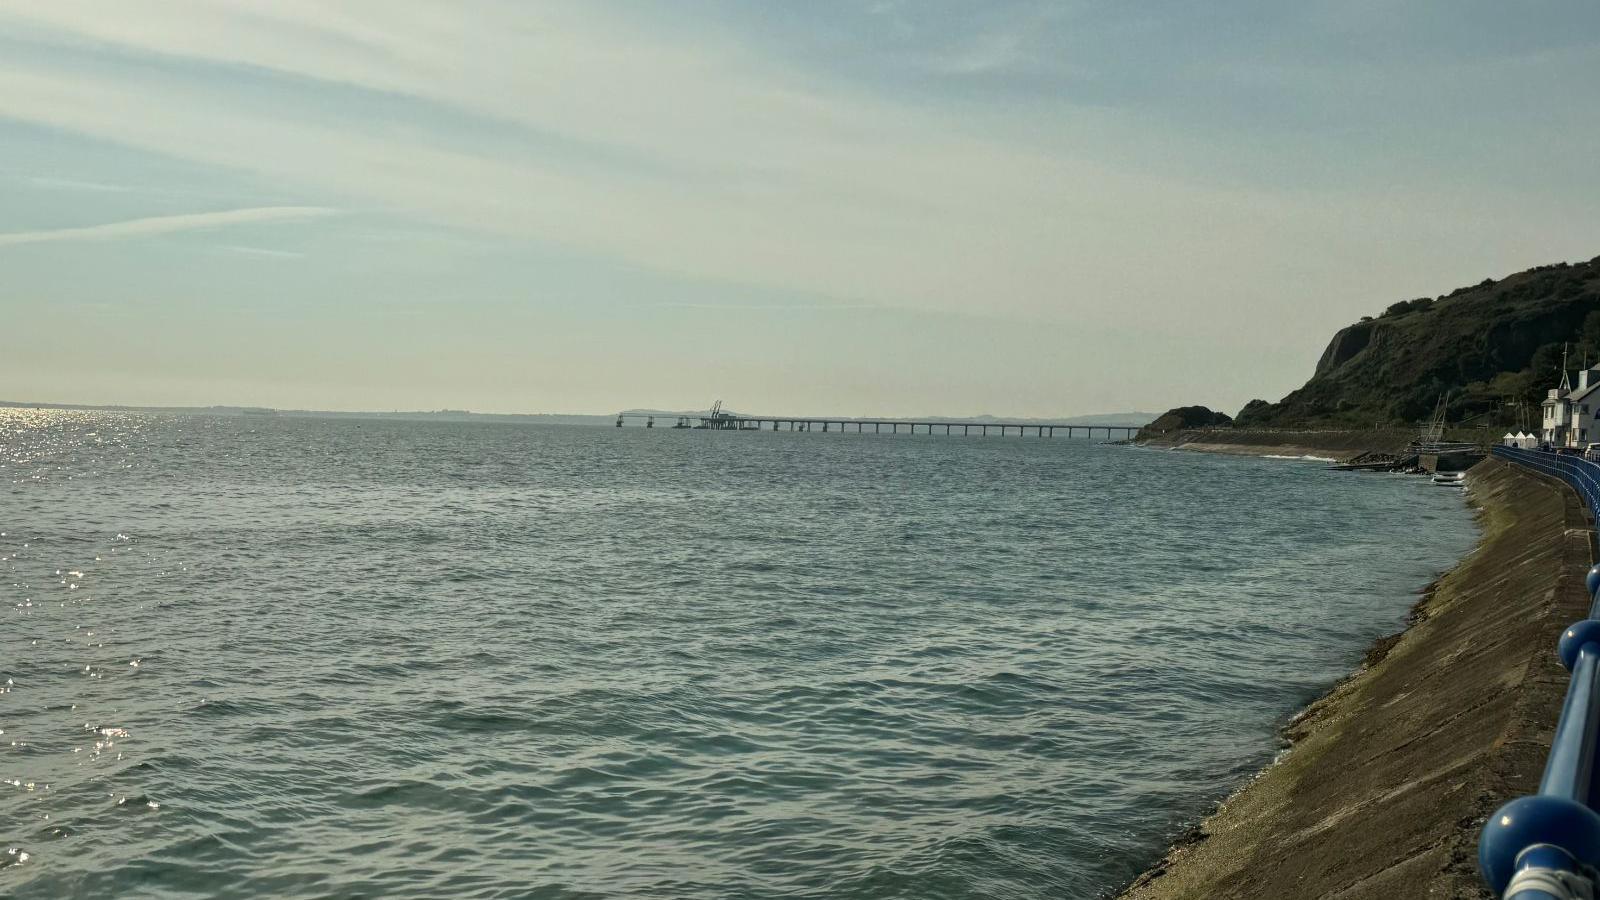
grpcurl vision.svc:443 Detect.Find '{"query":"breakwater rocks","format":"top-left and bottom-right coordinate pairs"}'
top-left (1118, 459), bottom-right (1592, 899)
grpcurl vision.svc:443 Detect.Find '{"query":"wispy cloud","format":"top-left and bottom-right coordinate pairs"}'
top-left (219, 244), bottom-right (305, 259)
top-left (0, 2), bottom-right (1171, 321)
top-left (0, 206), bottom-right (334, 247)
top-left (0, 0), bottom-right (1592, 341)
top-left (936, 30), bottom-right (1030, 75)
top-left (26, 175), bottom-right (134, 192)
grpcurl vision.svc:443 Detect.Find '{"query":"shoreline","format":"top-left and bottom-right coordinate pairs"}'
top-left (1135, 427), bottom-right (1419, 460)
top-left (1113, 457), bottom-right (1592, 898)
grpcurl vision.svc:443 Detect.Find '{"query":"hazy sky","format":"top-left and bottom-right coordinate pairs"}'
top-left (3, 2), bottom-right (1598, 417)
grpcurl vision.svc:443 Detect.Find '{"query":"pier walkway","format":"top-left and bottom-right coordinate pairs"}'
top-left (615, 411), bottom-right (1139, 439)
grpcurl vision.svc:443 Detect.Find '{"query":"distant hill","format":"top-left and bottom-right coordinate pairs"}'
top-left (1, 401), bottom-right (1155, 428)
top-left (0, 401), bottom-right (615, 426)
top-left (1136, 406), bottom-right (1233, 440)
top-left (625, 408), bottom-right (1157, 425)
top-left (1048, 412), bottom-right (1161, 426)
top-left (1236, 255), bottom-right (1600, 428)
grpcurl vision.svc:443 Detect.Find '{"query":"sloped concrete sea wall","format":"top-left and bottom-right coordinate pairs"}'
top-left (1119, 459), bottom-right (1592, 899)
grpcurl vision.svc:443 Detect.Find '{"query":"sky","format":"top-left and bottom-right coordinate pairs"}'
top-left (2, 2), bottom-right (1598, 418)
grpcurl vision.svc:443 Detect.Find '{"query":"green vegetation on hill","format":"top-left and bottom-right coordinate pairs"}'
top-left (1235, 255), bottom-right (1600, 428)
top-left (1136, 405), bottom-right (1233, 440)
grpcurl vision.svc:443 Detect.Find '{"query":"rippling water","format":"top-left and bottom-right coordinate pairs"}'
top-left (0, 409), bottom-right (1475, 898)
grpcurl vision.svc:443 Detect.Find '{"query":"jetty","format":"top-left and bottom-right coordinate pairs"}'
top-left (615, 402), bottom-right (1140, 439)
top-left (1327, 451), bottom-right (1414, 471)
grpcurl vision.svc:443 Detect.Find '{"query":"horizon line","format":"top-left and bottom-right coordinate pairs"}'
top-left (0, 398), bottom-right (1160, 425)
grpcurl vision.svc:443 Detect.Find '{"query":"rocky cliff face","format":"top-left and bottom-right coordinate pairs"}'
top-left (1314, 320), bottom-right (1378, 377)
top-left (1237, 255), bottom-right (1600, 427)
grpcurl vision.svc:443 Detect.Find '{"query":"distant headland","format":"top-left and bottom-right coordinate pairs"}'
top-left (1140, 253), bottom-right (1600, 450)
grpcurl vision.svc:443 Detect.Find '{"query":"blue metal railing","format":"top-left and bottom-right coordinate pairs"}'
top-left (1481, 446), bottom-right (1600, 899)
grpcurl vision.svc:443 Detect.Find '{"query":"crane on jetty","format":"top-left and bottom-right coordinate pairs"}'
top-left (1413, 392), bottom-right (1477, 454)
top-left (614, 401), bottom-right (1142, 439)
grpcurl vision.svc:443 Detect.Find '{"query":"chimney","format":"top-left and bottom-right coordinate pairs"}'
top-left (1582, 370), bottom-right (1591, 392)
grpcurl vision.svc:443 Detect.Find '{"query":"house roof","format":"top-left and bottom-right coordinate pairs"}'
top-left (1570, 372), bottom-right (1600, 404)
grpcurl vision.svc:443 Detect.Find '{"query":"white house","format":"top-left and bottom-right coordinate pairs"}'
top-left (1543, 364), bottom-right (1600, 446)
top-left (1543, 373), bottom-right (1572, 445)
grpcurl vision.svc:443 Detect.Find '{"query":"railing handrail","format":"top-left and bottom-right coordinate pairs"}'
top-left (1481, 446), bottom-right (1600, 899)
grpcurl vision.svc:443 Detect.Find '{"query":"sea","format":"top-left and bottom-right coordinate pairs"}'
top-left (0, 409), bottom-right (1478, 899)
